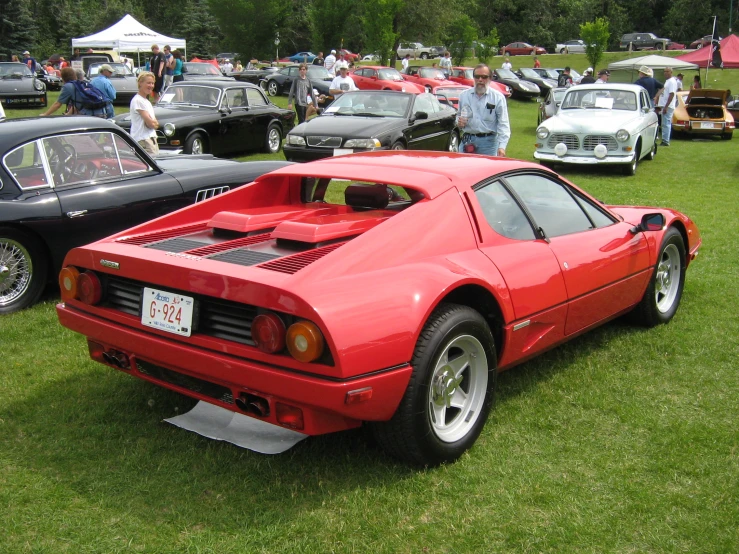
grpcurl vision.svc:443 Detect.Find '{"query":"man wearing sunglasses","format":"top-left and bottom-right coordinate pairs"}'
top-left (456, 64), bottom-right (510, 156)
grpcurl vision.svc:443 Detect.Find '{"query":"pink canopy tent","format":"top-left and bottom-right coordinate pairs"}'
top-left (675, 34), bottom-right (739, 69)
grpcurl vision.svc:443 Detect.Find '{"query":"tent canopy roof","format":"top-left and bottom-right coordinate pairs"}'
top-left (674, 34), bottom-right (739, 69)
top-left (608, 54), bottom-right (699, 72)
top-left (72, 14), bottom-right (186, 53)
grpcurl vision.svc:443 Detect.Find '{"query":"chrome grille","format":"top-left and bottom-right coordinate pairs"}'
top-left (583, 135), bottom-right (618, 151)
top-left (306, 136), bottom-right (342, 148)
top-left (547, 134), bottom-right (579, 149)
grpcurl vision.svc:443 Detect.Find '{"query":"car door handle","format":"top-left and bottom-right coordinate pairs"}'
top-left (66, 210), bottom-right (88, 218)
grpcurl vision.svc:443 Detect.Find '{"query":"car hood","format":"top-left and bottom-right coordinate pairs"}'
top-left (687, 88), bottom-right (729, 105)
top-left (291, 114), bottom-right (406, 136)
top-left (542, 109), bottom-right (643, 132)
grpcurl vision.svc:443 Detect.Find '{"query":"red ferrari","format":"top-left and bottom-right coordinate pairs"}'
top-left (351, 65), bottom-right (425, 93)
top-left (449, 66), bottom-right (512, 97)
top-left (57, 152), bottom-right (700, 466)
top-left (402, 65), bottom-right (458, 92)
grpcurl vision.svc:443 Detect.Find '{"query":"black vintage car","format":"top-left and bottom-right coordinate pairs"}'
top-left (228, 66), bottom-right (279, 86)
top-left (492, 69), bottom-right (541, 99)
top-left (263, 65), bottom-right (334, 107)
top-left (114, 81), bottom-right (295, 156)
top-left (0, 62), bottom-right (47, 108)
top-left (283, 90), bottom-right (458, 162)
top-left (0, 116), bottom-right (290, 313)
top-left (35, 66), bottom-right (62, 91)
top-left (87, 62), bottom-right (138, 105)
top-left (516, 68), bottom-right (558, 94)
top-left (182, 62), bottom-right (235, 82)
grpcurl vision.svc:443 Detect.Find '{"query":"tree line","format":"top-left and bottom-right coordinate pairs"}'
top-left (1, 0), bottom-right (735, 64)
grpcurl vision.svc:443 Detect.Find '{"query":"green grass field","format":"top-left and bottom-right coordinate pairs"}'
top-left (2, 52), bottom-right (738, 553)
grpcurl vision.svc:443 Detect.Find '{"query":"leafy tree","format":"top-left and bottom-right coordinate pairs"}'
top-left (210, 0), bottom-right (290, 60)
top-left (176, 0), bottom-right (223, 59)
top-left (580, 17), bottom-right (610, 72)
top-left (476, 29), bottom-right (499, 65)
top-left (363, 0), bottom-right (402, 66)
top-left (0, 0), bottom-right (39, 58)
top-left (445, 15), bottom-right (477, 66)
top-left (310, 0), bottom-right (353, 54)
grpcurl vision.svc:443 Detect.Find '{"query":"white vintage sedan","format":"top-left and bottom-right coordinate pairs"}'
top-left (534, 84), bottom-right (659, 175)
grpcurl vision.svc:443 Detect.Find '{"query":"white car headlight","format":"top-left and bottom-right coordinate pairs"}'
top-left (343, 138), bottom-right (381, 148)
top-left (163, 123), bottom-right (176, 137)
top-left (616, 129), bottom-right (630, 142)
top-left (286, 135), bottom-right (306, 146)
top-left (34, 81), bottom-right (45, 91)
top-left (536, 127), bottom-right (550, 140)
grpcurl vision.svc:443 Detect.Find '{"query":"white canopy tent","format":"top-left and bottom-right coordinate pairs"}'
top-left (72, 14), bottom-right (186, 54)
top-left (607, 54), bottom-right (698, 82)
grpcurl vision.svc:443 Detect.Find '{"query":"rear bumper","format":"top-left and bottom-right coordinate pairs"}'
top-left (57, 303), bottom-right (412, 435)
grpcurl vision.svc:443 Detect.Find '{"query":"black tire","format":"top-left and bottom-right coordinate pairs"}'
top-left (631, 227), bottom-right (686, 327)
top-left (721, 132), bottom-right (733, 140)
top-left (645, 136), bottom-right (658, 160)
top-left (425, 85), bottom-right (432, 93)
top-left (264, 123), bottom-right (282, 154)
top-left (560, 48), bottom-right (566, 54)
top-left (370, 303), bottom-right (497, 466)
top-left (184, 132), bottom-right (207, 155)
top-left (0, 227), bottom-right (48, 314)
top-left (391, 141), bottom-right (405, 150)
top-left (420, 53), bottom-right (429, 59)
top-left (623, 143), bottom-right (640, 175)
top-left (267, 80), bottom-right (279, 96)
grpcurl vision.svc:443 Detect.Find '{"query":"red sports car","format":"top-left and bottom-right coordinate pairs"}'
top-left (339, 49), bottom-right (359, 61)
top-left (351, 65), bottom-right (425, 93)
top-left (501, 42), bottom-right (547, 56)
top-left (402, 65), bottom-right (457, 92)
top-left (57, 152), bottom-right (701, 466)
top-left (448, 66), bottom-right (512, 97)
top-left (432, 84), bottom-right (469, 108)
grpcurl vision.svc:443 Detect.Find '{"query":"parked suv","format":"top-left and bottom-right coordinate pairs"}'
top-left (620, 33), bottom-right (671, 50)
top-left (396, 42), bottom-right (436, 59)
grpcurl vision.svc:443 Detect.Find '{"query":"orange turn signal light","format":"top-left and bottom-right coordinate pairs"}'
top-left (286, 320), bottom-right (324, 363)
top-left (59, 266), bottom-right (80, 301)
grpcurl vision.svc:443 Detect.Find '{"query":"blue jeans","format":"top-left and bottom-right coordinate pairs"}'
top-left (661, 106), bottom-right (675, 144)
top-left (459, 133), bottom-right (499, 156)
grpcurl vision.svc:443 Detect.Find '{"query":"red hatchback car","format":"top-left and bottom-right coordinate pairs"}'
top-left (57, 152), bottom-right (700, 466)
top-left (351, 65), bottom-right (425, 93)
top-left (501, 42), bottom-right (547, 56)
top-left (448, 66), bottom-right (512, 97)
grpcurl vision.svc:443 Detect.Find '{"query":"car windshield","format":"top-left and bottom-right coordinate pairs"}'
top-left (183, 63), bottom-right (221, 75)
top-left (323, 92), bottom-right (411, 117)
top-left (89, 63), bottom-right (133, 76)
top-left (378, 68), bottom-right (404, 81)
top-left (463, 69), bottom-right (474, 79)
top-left (434, 87), bottom-right (463, 96)
top-left (519, 68), bottom-right (539, 79)
top-left (419, 68), bottom-right (446, 79)
top-left (497, 69), bottom-right (519, 80)
top-left (0, 63), bottom-right (33, 77)
top-left (158, 85), bottom-right (222, 107)
top-left (539, 69), bottom-right (560, 79)
top-left (561, 89), bottom-right (637, 111)
top-left (306, 66), bottom-right (330, 79)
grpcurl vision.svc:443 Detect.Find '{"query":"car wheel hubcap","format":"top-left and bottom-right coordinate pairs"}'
top-left (449, 134), bottom-right (458, 152)
top-left (427, 335), bottom-right (488, 443)
top-left (0, 239), bottom-right (32, 306)
top-left (192, 139), bottom-right (203, 154)
top-left (269, 129), bottom-right (280, 152)
top-left (268, 82), bottom-right (277, 96)
top-left (655, 244), bottom-right (680, 313)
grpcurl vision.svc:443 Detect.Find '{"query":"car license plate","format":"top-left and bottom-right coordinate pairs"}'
top-left (141, 287), bottom-right (195, 337)
top-left (699, 122), bottom-right (718, 129)
top-left (333, 148), bottom-right (353, 156)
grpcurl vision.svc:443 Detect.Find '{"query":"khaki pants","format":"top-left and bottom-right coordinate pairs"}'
top-left (138, 137), bottom-right (159, 157)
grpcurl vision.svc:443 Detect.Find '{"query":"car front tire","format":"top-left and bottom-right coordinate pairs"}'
top-left (0, 228), bottom-right (48, 314)
top-left (371, 303), bottom-right (497, 466)
top-left (267, 80), bottom-right (279, 96)
top-left (185, 133), bottom-right (207, 155)
top-left (264, 123), bottom-right (282, 154)
top-left (631, 227), bottom-right (686, 326)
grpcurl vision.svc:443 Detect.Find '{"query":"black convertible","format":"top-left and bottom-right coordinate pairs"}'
top-left (263, 65), bottom-right (335, 107)
top-left (283, 90), bottom-right (458, 162)
top-left (0, 116), bottom-right (290, 313)
top-left (114, 81), bottom-right (295, 156)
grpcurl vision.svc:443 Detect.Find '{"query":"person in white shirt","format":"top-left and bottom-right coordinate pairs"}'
top-left (675, 72), bottom-right (684, 91)
top-left (657, 67), bottom-right (678, 146)
top-left (324, 49), bottom-right (337, 76)
top-left (439, 51), bottom-right (452, 76)
top-left (401, 54), bottom-right (411, 72)
top-left (130, 71), bottom-right (160, 156)
top-left (329, 65), bottom-right (358, 97)
top-left (221, 59), bottom-right (233, 74)
top-left (501, 57), bottom-right (512, 71)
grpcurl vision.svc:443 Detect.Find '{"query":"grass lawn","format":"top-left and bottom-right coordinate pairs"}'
top-left (1, 52), bottom-right (738, 553)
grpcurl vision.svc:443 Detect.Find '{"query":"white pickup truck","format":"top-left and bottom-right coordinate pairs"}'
top-left (396, 42), bottom-right (444, 59)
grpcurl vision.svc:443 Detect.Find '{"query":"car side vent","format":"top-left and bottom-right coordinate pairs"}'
top-left (208, 249), bottom-right (281, 267)
top-left (196, 186), bottom-right (230, 203)
top-left (115, 223), bottom-right (209, 246)
top-left (185, 233), bottom-right (272, 257)
top-left (259, 242), bottom-right (346, 274)
top-left (145, 238), bottom-right (207, 253)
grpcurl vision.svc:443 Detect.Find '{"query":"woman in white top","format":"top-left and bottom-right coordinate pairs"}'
top-left (130, 71), bottom-right (160, 156)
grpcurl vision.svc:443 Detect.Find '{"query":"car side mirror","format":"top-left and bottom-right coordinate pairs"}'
top-left (410, 111), bottom-right (428, 123)
top-left (630, 213), bottom-right (665, 234)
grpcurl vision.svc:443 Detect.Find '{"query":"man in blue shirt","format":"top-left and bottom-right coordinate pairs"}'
top-left (456, 63), bottom-right (511, 156)
top-left (91, 64), bottom-right (117, 119)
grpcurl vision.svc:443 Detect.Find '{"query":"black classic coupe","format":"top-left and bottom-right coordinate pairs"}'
top-left (0, 117), bottom-right (290, 313)
top-left (283, 90), bottom-right (459, 162)
top-left (262, 65), bottom-right (335, 107)
top-left (114, 81), bottom-right (295, 156)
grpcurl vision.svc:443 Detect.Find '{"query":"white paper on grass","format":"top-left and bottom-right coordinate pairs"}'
top-left (164, 401), bottom-right (308, 454)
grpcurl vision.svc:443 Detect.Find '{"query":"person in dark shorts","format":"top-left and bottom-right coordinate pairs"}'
top-left (149, 44), bottom-right (166, 102)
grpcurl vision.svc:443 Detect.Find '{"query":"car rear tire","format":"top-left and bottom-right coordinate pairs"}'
top-left (391, 141), bottom-right (405, 150)
top-left (448, 131), bottom-right (459, 152)
top-left (0, 228), bottom-right (48, 314)
top-left (370, 303), bottom-right (497, 466)
top-left (721, 132), bottom-right (733, 140)
top-left (185, 133), bottom-right (207, 155)
top-left (420, 53), bottom-right (429, 59)
top-left (267, 80), bottom-right (279, 96)
top-left (264, 123), bottom-right (282, 154)
top-left (630, 227), bottom-right (686, 327)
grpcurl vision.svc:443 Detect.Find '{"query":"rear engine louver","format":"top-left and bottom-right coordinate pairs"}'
top-left (207, 249), bottom-right (280, 267)
top-left (259, 242), bottom-right (346, 274)
top-left (145, 238), bottom-right (206, 253)
top-left (185, 233), bottom-right (272, 257)
top-left (115, 223), bottom-right (209, 246)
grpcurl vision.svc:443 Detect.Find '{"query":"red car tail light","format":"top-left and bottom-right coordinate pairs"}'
top-left (276, 402), bottom-right (304, 430)
top-left (286, 320), bottom-right (325, 363)
top-left (77, 271), bottom-right (102, 305)
top-left (59, 266), bottom-right (80, 301)
top-left (727, 121), bottom-right (735, 129)
top-left (252, 313), bottom-right (286, 353)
